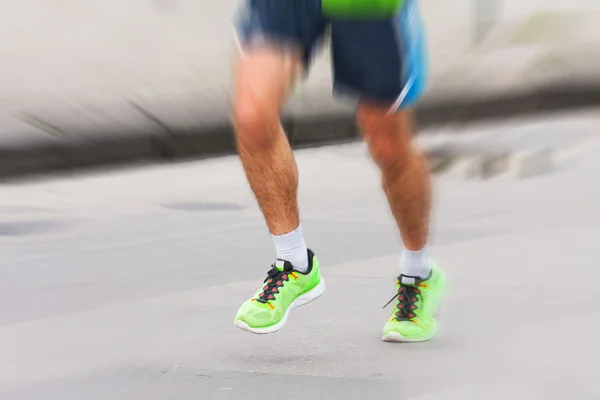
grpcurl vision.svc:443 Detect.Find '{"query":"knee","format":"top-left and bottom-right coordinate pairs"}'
top-left (232, 99), bottom-right (280, 150)
top-left (368, 134), bottom-right (409, 171)
top-left (356, 107), bottom-right (414, 170)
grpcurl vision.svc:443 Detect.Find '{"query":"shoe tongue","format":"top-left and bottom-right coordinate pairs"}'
top-left (399, 274), bottom-right (420, 286)
top-left (275, 259), bottom-right (294, 272)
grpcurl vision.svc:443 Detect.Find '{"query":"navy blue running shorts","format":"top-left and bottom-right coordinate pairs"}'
top-left (234, 0), bottom-right (428, 111)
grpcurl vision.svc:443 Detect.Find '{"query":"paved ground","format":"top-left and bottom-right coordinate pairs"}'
top-left (0, 110), bottom-right (599, 399)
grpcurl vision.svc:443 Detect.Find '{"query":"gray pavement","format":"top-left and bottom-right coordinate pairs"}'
top-left (0, 110), bottom-right (600, 399)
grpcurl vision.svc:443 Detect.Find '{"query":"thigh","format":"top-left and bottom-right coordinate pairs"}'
top-left (330, 0), bottom-right (428, 112)
top-left (233, 46), bottom-right (301, 119)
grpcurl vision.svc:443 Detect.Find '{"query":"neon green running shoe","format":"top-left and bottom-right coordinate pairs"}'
top-left (234, 249), bottom-right (325, 334)
top-left (382, 265), bottom-right (445, 342)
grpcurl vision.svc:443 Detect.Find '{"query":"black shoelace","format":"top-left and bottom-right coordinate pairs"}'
top-left (256, 265), bottom-right (292, 304)
top-left (383, 282), bottom-right (421, 321)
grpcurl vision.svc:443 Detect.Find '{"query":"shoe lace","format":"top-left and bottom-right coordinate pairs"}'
top-left (256, 264), bottom-right (295, 304)
top-left (383, 280), bottom-right (423, 321)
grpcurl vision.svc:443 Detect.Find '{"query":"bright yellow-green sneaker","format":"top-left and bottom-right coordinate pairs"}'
top-left (382, 265), bottom-right (445, 342)
top-left (234, 249), bottom-right (325, 334)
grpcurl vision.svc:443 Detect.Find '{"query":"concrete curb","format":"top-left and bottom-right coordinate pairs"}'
top-left (428, 145), bottom-right (556, 180)
top-left (1, 83), bottom-right (599, 181)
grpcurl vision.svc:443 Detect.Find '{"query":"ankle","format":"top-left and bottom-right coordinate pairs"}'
top-left (400, 245), bottom-right (432, 278)
top-left (272, 224), bottom-right (309, 272)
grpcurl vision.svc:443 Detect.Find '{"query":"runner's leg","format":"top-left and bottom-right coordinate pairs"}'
top-left (330, 0), bottom-right (445, 342)
top-left (232, 0), bottom-right (327, 334)
top-left (357, 107), bottom-right (431, 257)
top-left (232, 46), bottom-right (302, 237)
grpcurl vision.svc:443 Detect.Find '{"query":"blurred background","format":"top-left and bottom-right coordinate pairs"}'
top-left (0, 0), bottom-right (599, 399)
top-left (0, 0), bottom-right (598, 171)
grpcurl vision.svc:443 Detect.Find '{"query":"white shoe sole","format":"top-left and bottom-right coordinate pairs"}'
top-left (382, 331), bottom-right (436, 343)
top-left (234, 278), bottom-right (326, 334)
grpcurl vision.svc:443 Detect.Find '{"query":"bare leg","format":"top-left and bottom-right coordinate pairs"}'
top-left (356, 104), bottom-right (431, 251)
top-left (232, 46), bottom-right (302, 235)
top-left (232, 46), bottom-right (324, 335)
top-left (361, 106), bottom-right (444, 343)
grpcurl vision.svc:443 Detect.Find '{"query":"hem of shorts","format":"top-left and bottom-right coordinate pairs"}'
top-left (233, 29), bottom-right (312, 79)
top-left (333, 82), bottom-right (408, 110)
top-left (236, 33), bottom-right (304, 53)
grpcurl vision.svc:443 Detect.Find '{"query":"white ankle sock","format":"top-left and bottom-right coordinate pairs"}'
top-left (271, 224), bottom-right (309, 272)
top-left (400, 245), bottom-right (432, 278)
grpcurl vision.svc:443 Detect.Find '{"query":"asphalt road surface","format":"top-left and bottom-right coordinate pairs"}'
top-left (0, 111), bottom-right (599, 399)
